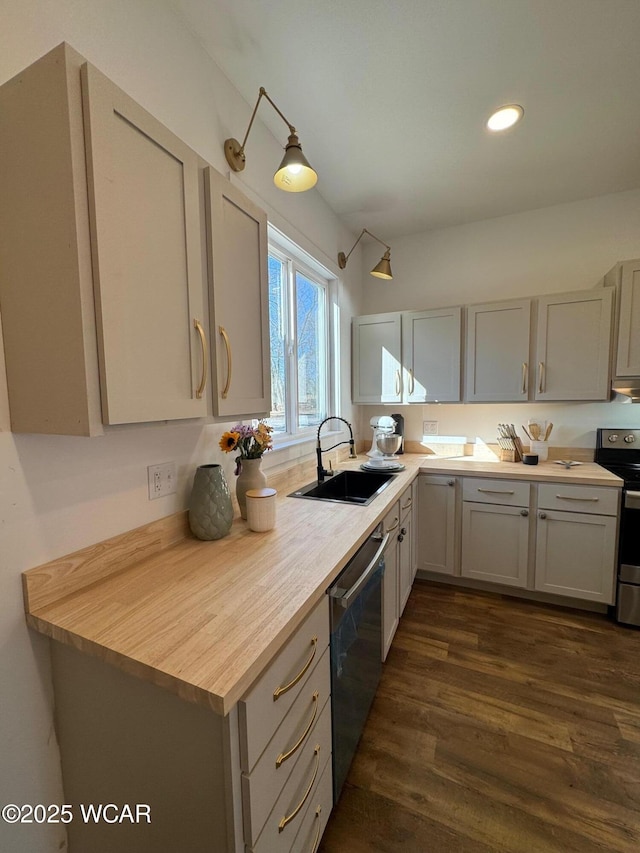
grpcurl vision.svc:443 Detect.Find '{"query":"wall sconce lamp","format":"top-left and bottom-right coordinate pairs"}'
top-left (338, 229), bottom-right (393, 280)
top-left (224, 87), bottom-right (318, 192)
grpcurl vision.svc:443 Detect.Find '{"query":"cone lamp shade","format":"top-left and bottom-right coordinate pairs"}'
top-left (370, 249), bottom-right (393, 279)
top-left (274, 133), bottom-right (318, 192)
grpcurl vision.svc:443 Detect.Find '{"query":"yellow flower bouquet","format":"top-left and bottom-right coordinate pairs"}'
top-left (219, 421), bottom-right (274, 474)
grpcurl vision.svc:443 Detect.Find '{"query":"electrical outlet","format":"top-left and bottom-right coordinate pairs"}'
top-left (423, 420), bottom-right (439, 436)
top-left (147, 462), bottom-right (177, 500)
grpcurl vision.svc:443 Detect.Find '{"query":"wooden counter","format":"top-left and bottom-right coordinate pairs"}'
top-left (23, 455), bottom-right (621, 716)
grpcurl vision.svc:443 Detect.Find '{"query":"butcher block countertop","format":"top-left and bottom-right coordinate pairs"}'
top-left (23, 455), bottom-right (622, 717)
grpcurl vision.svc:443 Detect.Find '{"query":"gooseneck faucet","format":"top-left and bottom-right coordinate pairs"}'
top-left (316, 416), bottom-right (357, 482)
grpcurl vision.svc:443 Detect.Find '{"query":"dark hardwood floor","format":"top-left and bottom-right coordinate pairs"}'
top-left (319, 580), bottom-right (640, 853)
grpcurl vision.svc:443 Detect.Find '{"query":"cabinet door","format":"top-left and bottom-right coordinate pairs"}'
top-left (381, 503), bottom-right (400, 660)
top-left (535, 289), bottom-right (612, 401)
top-left (352, 313), bottom-right (402, 403)
top-left (417, 475), bottom-right (457, 575)
top-left (398, 503), bottom-right (414, 615)
top-left (81, 63), bottom-right (208, 424)
top-left (402, 307), bottom-right (461, 402)
top-left (616, 260), bottom-right (640, 377)
top-left (465, 300), bottom-right (531, 402)
top-left (205, 168), bottom-right (270, 418)
top-left (461, 503), bottom-right (529, 587)
top-left (534, 510), bottom-right (617, 603)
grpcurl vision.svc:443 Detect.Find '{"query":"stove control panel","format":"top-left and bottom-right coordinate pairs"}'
top-left (598, 429), bottom-right (640, 449)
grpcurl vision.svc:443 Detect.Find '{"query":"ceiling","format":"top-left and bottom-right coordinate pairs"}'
top-left (170, 0), bottom-right (640, 240)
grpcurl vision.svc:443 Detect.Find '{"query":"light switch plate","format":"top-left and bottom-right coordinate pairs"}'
top-left (423, 420), bottom-right (439, 435)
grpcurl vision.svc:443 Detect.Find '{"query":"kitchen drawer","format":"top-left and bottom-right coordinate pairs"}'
top-left (463, 477), bottom-right (530, 507)
top-left (290, 757), bottom-right (333, 853)
top-left (239, 597), bottom-right (329, 772)
top-left (242, 647), bottom-right (330, 846)
top-left (537, 484), bottom-right (619, 516)
top-left (250, 698), bottom-right (332, 853)
top-left (382, 501), bottom-right (401, 537)
top-left (399, 484), bottom-right (414, 519)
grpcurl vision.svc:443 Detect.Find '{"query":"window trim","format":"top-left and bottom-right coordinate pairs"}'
top-left (267, 227), bottom-right (339, 449)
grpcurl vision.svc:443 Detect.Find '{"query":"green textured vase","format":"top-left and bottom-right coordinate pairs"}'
top-left (188, 464), bottom-right (234, 541)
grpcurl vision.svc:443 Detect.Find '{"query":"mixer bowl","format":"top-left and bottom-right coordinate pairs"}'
top-left (376, 433), bottom-right (401, 455)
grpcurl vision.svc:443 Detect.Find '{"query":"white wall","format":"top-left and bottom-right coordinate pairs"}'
top-left (0, 3), bottom-right (363, 851)
top-left (360, 190), bottom-right (640, 449)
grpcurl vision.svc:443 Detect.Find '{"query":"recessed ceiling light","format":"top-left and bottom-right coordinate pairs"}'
top-left (487, 104), bottom-right (524, 132)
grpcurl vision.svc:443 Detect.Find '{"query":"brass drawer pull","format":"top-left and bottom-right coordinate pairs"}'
top-left (386, 517), bottom-right (399, 533)
top-left (219, 325), bottom-right (232, 398)
top-left (276, 691), bottom-right (319, 767)
top-left (409, 368), bottom-right (415, 395)
top-left (395, 369), bottom-right (401, 396)
top-left (477, 488), bottom-right (515, 495)
top-left (555, 495), bottom-right (599, 502)
top-left (278, 745), bottom-right (320, 832)
top-left (273, 636), bottom-right (318, 700)
top-left (193, 319), bottom-right (208, 399)
top-left (310, 806), bottom-right (322, 853)
top-left (401, 497), bottom-right (413, 511)
top-left (538, 361), bottom-right (545, 394)
top-left (521, 362), bottom-right (528, 395)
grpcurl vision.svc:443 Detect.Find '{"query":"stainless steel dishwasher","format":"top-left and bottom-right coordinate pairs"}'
top-left (327, 524), bottom-right (388, 802)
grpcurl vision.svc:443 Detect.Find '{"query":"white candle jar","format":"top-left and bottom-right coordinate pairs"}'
top-left (245, 487), bottom-right (277, 532)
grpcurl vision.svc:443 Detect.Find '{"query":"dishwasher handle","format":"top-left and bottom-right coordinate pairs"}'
top-left (329, 532), bottom-right (389, 609)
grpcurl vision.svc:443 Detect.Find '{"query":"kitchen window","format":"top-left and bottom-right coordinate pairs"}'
top-left (267, 231), bottom-right (336, 440)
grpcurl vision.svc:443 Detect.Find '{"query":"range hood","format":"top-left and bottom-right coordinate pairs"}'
top-left (612, 380), bottom-right (640, 403)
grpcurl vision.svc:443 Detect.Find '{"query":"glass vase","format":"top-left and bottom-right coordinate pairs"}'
top-left (188, 464), bottom-right (234, 541)
top-left (236, 457), bottom-right (267, 520)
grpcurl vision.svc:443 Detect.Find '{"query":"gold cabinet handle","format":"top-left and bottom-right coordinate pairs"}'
top-left (219, 325), bottom-right (232, 399)
top-left (273, 636), bottom-right (318, 700)
top-left (278, 745), bottom-right (320, 832)
top-left (538, 361), bottom-right (545, 394)
top-left (477, 488), bottom-right (515, 495)
top-left (555, 495), bottom-right (599, 502)
top-left (386, 516), bottom-right (399, 533)
top-left (276, 691), bottom-right (319, 768)
top-left (401, 497), bottom-right (413, 511)
top-left (395, 369), bottom-right (401, 397)
top-left (193, 319), bottom-right (208, 399)
top-left (521, 362), bottom-right (528, 395)
top-left (310, 806), bottom-right (322, 853)
top-left (409, 368), bottom-right (415, 395)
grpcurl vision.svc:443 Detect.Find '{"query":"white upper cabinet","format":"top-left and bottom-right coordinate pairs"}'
top-left (0, 43), bottom-right (208, 434)
top-left (82, 62), bottom-right (208, 425)
top-left (615, 259), bottom-right (640, 377)
top-left (402, 307), bottom-right (462, 402)
top-left (534, 289), bottom-right (612, 401)
top-left (204, 168), bottom-right (270, 418)
top-left (465, 299), bottom-right (531, 402)
top-left (352, 313), bottom-right (403, 403)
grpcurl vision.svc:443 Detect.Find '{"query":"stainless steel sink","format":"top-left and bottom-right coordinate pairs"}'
top-left (288, 470), bottom-right (395, 505)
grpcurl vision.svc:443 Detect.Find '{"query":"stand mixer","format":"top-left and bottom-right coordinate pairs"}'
top-left (364, 415), bottom-right (403, 470)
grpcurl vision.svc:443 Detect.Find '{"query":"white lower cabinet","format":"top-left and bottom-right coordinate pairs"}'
top-left (455, 477), bottom-right (619, 604)
top-left (381, 483), bottom-right (416, 660)
top-left (239, 598), bottom-right (332, 853)
top-left (534, 484), bottom-right (619, 604)
top-left (381, 505), bottom-right (400, 661)
top-left (398, 484), bottom-right (416, 614)
top-left (461, 501), bottom-right (530, 587)
top-left (417, 474), bottom-right (458, 575)
top-left (50, 597), bottom-right (333, 853)
top-left (461, 478), bottom-right (531, 588)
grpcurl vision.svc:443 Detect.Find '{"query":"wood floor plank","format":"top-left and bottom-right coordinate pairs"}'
top-left (319, 580), bottom-right (640, 853)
